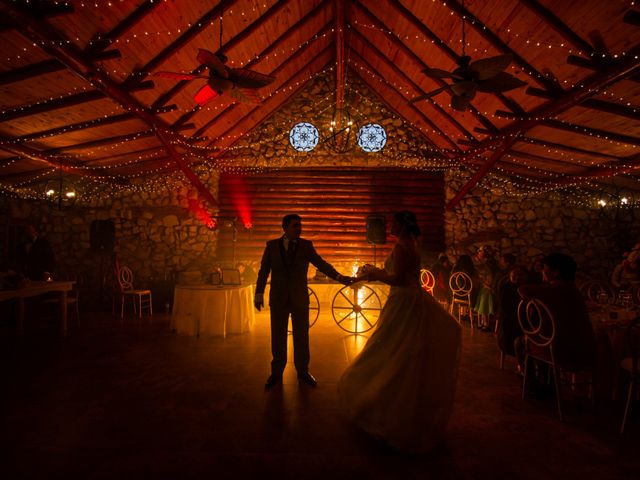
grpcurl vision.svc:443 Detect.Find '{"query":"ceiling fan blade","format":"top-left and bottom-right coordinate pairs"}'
top-left (154, 71), bottom-right (204, 81)
top-left (450, 81), bottom-right (478, 99)
top-left (229, 68), bottom-right (276, 88)
top-left (230, 87), bottom-right (261, 104)
top-left (476, 72), bottom-right (527, 93)
top-left (421, 67), bottom-right (463, 80)
top-left (208, 77), bottom-right (234, 92)
top-left (197, 48), bottom-right (228, 78)
top-left (408, 85), bottom-right (449, 103)
top-left (194, 84), bottom-right (219, 106)
top-left (469, 54), bottom-right (513, 80)
top-left (451, 94), bottom-right (470, 112)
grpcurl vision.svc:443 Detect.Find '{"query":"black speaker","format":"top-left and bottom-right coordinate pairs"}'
top-left (366, 215), bottom-right (386, 245)
top-left (90, 220), bottom-right (115, 253)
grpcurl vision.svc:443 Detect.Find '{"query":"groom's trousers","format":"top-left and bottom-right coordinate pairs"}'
top-left (270, 302), bottom-right (310, 375)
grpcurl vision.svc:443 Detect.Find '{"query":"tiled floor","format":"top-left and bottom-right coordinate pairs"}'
top-left (0, 309), bottom-right (638, 479)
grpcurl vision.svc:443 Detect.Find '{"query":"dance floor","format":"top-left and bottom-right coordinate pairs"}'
top-left (0, 308), bottom-right (638, 479)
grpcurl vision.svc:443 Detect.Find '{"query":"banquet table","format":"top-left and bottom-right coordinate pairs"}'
top-left (0, 280), bottom-right (75, 337)
top-left (171, 284), bottom-right (255, 337)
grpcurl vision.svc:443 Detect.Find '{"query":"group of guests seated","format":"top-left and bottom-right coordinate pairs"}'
top-left (429, 247), bottom-right (603, 377)
top-left (611, 242), bottom-right (640, 293)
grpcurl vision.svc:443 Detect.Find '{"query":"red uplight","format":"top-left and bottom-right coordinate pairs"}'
top-left (187, 198), bottom-right (216, 229)
top-left (227, 174), bottom-right (252, 229)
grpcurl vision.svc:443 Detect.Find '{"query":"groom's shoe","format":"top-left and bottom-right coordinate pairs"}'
top-left (264, 374), bottom-right (282, 390)
top-left (297, 372), bottom-right (317, 387)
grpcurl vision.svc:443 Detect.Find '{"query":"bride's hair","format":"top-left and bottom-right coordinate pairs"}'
top-left (394, 210), bottom-right (420, 237)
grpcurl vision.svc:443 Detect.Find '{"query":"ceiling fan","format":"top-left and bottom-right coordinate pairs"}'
top-left (154, 1), bottom-right (274, 106)
top-left (154, 48), bottom-right (276, 106)
top-left (410, 1), bottom-right (526, 111)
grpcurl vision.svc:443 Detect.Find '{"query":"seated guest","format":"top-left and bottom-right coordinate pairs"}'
top-left (517, 253), bottom-right (596, 372)
top-left (19, 225), bottom-right (56, 281)
top-left (612, 250), bottom-right (639, 292)
top-left (526, 254), bottom-right (545, 284)
top-left (430, 253), bottom-right (452, 304)
top-left (496, 266), bottom-right (527, 371)
top-left (452, 254), bottom-right (480, 305)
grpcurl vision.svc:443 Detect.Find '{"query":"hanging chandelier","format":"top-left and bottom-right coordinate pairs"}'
top-left (44, 175), bottom-right (78, 209)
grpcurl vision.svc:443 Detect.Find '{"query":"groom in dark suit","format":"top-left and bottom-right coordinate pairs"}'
top-left (255, 214), bottom-right (353, 389)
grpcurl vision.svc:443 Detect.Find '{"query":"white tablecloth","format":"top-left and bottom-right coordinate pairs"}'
top-left (171, 284), bottom-right (255, 337)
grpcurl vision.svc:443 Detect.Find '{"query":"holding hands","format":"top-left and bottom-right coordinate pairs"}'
top-left (356, 264), bottom-right (379, 282)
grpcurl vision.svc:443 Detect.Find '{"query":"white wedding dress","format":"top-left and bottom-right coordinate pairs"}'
top-left (337, 245), bottom-right (461, 454)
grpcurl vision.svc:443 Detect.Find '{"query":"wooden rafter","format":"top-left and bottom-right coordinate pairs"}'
top-left (353, 1), bottom-right (498, 133)
top-left (193, 25), bottom-right (333, 140)
top-left (519, 0), bottom-right (595, 55)
top-left (0, 81), bottom-right (153, 123)
top-left (348, 48), bottom-right (451, 151)
top-left (206, 45), bottom-right (334, 151)
top-left (386, 0), bottom-right (526, 114)
top-left (439, 0), bottom-right (562, 94)
top-left (174, 1), bottom-right (331, 128)
top-left (523, 87), bottom-right (640, 121)
top-left (350, 27), bottom-right (474, 144)
top-left (446, 43), bottom-right (640, 210)
top-left (124, 0), bottom-right (244, 86)
top-left (7, 105), bottom-right (177, 144)
top-left (85, 0), bottom-right (162, 54)
top-left (0, 50), bottom-right (120, 85)
top-left (0, 136), bottom-right (124, 181)
top-left (0, 2), bottom-right (219, 209)
top-left (335, 0), bottom-right (346, 110)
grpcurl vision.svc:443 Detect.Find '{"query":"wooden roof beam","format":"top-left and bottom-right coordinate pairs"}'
top-left (335, 0), bottom-right (346, 111)
top-left (125, 0), bottom-right (244, 87)
top-left (85, 0), bottom-right (162, 53)
top-left (446, 43), bottom-right (640, 210)
top-left (0, 80), bottom-right (154, 123)
top-left (0, 49), bottom-right (120, 85)
top-left (439, 0), bottom-right (563, 95)
top-left (349, 48), bottom-right (453, 151)
top-left (519, 0), bottom-right (595, 55)
top-left (353, 1), bottom-right (498, 133)
top-left (173, 2), bottom-right (332, 128)
top-left (7, 105), bottom-right (177, 144)
top-left (0, 136), bottom-right (125, 181)
top-left (350, 27), bottom-right (474, 144)
top-left (517, 136), bottom-right (626, 161)
top-left (524, 86), bottom-right (640, 120)
top-left (0, 2), bottom-right (218, 208)
top-left (567, 54), bottom-right (640, 83)
top-left (206, 46), bottom-right (334, 151)
top-left (386, 0), bottom-right (527, 114)
top-left (548, 153), bottom-right (640, 186)
top-left (193, 25), bottom-right (333, 139)
top-left (36, 123), bottom-right (194, 156)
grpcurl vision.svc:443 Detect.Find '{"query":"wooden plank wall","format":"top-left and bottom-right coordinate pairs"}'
top-left (216, 168), bottom-right (445, 266)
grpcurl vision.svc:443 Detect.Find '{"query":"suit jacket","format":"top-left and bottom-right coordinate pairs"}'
top-left (256, 237), bottom-right (340, 309)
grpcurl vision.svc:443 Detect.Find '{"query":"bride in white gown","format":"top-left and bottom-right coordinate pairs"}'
top-left (337, 211), bottom-right (461, 454)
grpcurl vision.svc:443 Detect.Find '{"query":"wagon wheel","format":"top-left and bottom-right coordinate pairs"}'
top-left (420, 268), bottom-right (435, 294)
top-left (288, 287), bottom-right (320, 334)
top-left (331, 284), bottom-right (382, 333)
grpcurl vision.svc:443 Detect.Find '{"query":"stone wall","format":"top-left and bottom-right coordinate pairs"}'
top-left (443, 172), bottom-right (640, 280)
top-left (1, 171), bottom-right (221, 296)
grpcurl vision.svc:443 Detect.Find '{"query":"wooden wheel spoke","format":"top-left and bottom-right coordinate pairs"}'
top-left (338, 289), bottom-right (355, 306)
top-left (336, 310), bottom-right (354, 324)
top-left (359, 312), bottom-right (374, 328)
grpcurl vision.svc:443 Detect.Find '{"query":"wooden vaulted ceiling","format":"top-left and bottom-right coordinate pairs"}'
top-left (1, 0), bottom-right (640, 209)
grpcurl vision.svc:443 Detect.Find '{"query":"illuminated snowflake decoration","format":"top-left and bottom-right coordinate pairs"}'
top-left (357, 123), bottom-right (387, 152)
top-left (289, 122), bottom-right (319, 152)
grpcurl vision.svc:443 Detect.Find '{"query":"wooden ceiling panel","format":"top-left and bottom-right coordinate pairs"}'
top-left (1, 0), bottom-right (640, 195)
top-left (528, 124), bottom-right (640, 157)
top-left (0, 97), bottom-right (128, 138)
